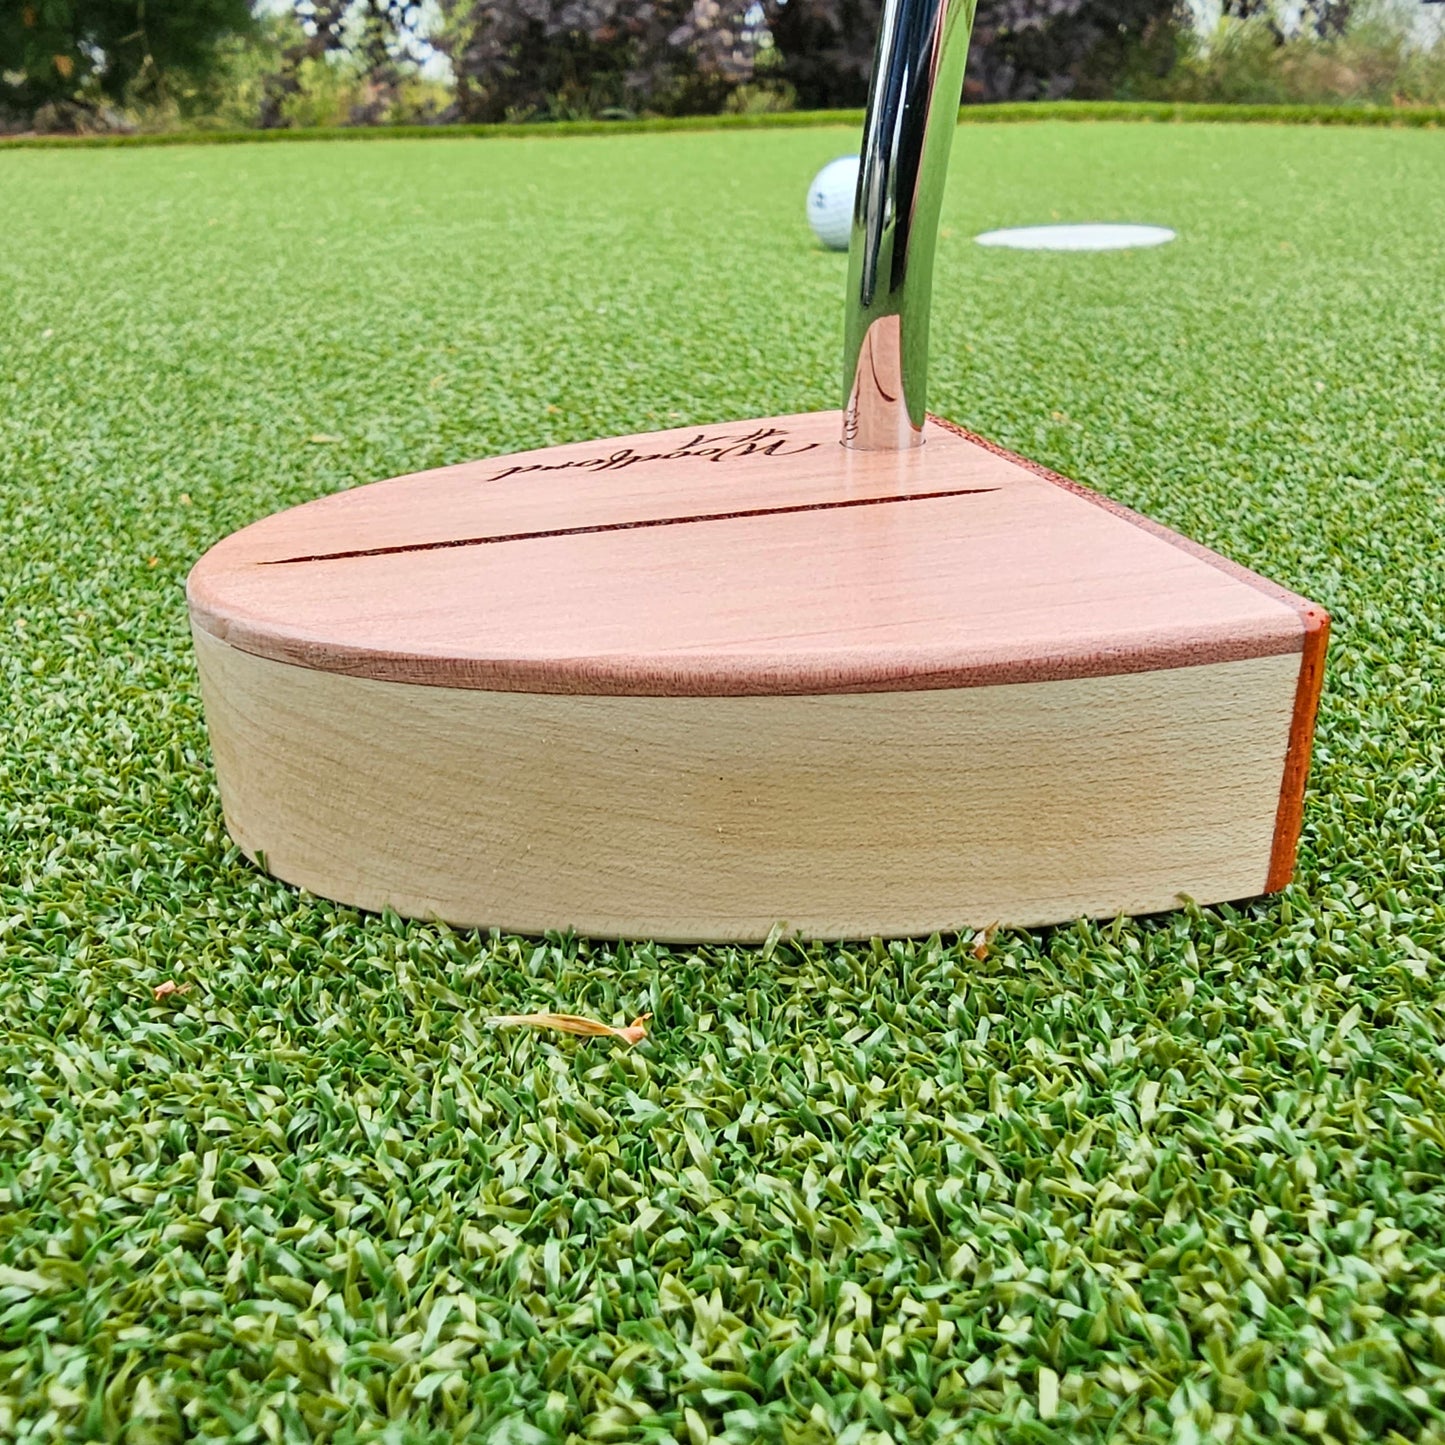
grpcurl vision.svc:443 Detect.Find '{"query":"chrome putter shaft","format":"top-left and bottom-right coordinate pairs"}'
top-left (843, 0), bottom-right (979, 449)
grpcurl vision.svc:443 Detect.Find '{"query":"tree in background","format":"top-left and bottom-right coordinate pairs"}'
top-left (7, 0), bottom-right (1424, 131)
top-left (433, 0), bottom-right (760, 121)
top-left (1219, 0), bottom-right (1353, 41)
top-left (762, 0), bottom-right (1182, 106)
top-left (1146, 0), bottom-right (1444, 105)
top-left (256, 0), bottom-right (348, 126)
top-left (0, 0), bottom-right (254, 128)
top-left (969, 0), bottom-right (1183, 100)
top-left (759, 0), bottom-right (875, 108)
top-left (257, 0), bottom-right (433, 127)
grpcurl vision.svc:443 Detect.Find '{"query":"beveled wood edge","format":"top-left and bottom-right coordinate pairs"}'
top-left (187, 617), bottom-right (1307, 701)
top-left (926, 415), bottom-right (1330, 893)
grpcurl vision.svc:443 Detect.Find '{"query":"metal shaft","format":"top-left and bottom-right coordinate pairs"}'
top-left (842, 0), bottom-right (978, 449)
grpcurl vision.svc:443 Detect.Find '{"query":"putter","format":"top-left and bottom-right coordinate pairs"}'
top-left (187, 0), bottom-right (1328, 942)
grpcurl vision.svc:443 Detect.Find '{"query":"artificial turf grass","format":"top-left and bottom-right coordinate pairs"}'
top-left (0, 123), bottom-right (1443, 1442)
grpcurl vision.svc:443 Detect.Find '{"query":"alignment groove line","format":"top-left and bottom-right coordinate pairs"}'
top-left (262, 487), bottom-right (1001, 565)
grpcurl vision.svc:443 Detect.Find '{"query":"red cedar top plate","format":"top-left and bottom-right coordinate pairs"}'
top-left (187, 411), bottom-right (1320, 698)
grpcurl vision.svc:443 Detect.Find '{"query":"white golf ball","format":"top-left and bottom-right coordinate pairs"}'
top-left (806, 156), bottom-right (859, 251)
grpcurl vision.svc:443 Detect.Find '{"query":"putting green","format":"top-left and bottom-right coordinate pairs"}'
top-left (1, 123), bottom-right (1443, 1442)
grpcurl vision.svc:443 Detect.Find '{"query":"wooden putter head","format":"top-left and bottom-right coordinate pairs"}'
top-left (187, 0), bottom-right (1327, 943)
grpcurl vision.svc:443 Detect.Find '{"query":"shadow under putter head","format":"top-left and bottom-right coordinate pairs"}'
top-left (187, 0), bottom-right (1328, 943)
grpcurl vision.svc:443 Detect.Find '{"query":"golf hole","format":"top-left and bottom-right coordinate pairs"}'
top-left (975, 223), bottom-right (1177, 252)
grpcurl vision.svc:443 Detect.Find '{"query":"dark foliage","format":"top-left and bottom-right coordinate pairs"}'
top-left (434, 0), bottom-right (760, 121)
top-left (761, 0), bottom-right (879, 108)
top-left (971, 0), bottom-right (1184, 100)
top-left (0, 0), bottom-right (253, 126)
top-left (764, 0), bottom-right (1184, 107)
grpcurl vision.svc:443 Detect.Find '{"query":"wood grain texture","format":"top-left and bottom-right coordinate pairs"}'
top-left (195, 626), bottom-right (1300, 942)
top-left (187, 412), bottom-right (1313, 698)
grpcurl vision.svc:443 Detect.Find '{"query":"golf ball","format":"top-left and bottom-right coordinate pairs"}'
top-left (806, 156), bottom-right (859, 251)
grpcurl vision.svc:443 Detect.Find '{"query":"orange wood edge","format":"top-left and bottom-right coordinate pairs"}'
top-left (1265, 606), bottom-right (1329, 891)
top-left (927, 414), bottom-right (1329, 893)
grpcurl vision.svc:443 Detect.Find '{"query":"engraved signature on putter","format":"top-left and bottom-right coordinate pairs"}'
top-left (187, 0), bottom-right (1328, 943)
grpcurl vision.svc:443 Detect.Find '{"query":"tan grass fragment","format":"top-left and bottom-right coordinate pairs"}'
top-left (487, 1012), bottom-right (651, 1045)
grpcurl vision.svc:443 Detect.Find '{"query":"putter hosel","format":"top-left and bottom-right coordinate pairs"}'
top-left (843, 0), bottom-right (978, 449)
